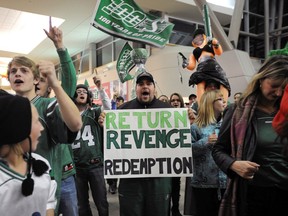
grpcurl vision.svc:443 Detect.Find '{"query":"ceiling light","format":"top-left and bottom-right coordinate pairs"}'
top-left (0, 7), bottom-right (65, 54)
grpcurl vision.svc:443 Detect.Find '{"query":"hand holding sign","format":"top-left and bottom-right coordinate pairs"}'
top-left (98, 112), bottom-right (106, 126)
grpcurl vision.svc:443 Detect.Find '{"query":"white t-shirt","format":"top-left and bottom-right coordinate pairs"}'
top-left (0, 153), bottom-right (57, 216)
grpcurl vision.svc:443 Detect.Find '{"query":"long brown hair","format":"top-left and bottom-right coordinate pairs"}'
top-left (241, 55), bottom-right (288, 106)
top-left (170, 93), bottom-right (185, 108)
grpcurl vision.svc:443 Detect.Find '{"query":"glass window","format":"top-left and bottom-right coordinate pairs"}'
top-left (114, 39), bottom-right (126, 60)
top-left (168, 18), bottom-right (204, 46)
top-left (97, 37), bottom-right (113, 65)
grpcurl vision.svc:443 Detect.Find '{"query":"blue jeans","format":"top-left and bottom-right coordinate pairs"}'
top-left (76, 166), bottom-right (109, 216)
top-left (58, 175), bottom-right (78, 216)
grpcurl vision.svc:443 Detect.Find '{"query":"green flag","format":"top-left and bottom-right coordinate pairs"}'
top-left (92, 0), bottom-right (174, 48)
top-left (116, 42), bottom-right (135, 83)
top-left (84, 79), bottom-right (89, 87)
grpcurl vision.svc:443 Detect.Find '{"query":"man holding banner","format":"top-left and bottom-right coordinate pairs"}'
top-left (99, 71), bottom-right (195, 216)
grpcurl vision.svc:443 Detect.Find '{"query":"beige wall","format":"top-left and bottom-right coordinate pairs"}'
top-left (77, 44), bottom-right (261, 103)
top-left (77, 45), bottom-right (197, 102)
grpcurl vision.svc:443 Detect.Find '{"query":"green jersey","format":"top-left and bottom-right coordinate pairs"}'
top-left (58, 48), bottom-right (77, 98)
top-left (57, 48), bottom-right (77, 180)
top-left (72, 106), bottom-right (103, 170)
top-left (31, 95), bottom-right (72, 181)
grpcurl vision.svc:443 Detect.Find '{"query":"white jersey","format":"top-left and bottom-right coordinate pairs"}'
top-left (0, 153), bottom-right (57, 216)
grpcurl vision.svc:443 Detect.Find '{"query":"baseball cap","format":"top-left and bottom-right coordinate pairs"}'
top-left (189, 94), bottom-right (197, 100)
top-left (136, 72), bottom-right (154, 84)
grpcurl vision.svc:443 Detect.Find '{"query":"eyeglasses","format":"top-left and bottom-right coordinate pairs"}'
top-left (76, 90), bottom-right (88, 94)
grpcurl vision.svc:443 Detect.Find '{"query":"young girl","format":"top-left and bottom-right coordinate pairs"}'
top-left (190, 90), bottom-right (227, 216)
top-left (0, 92), bottom-right (57, 216)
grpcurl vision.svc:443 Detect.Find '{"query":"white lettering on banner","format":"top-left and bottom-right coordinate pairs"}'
top-left (101, 0), bottom-right (169, 34)
top-left (118, 50), bottom-right (132, 71)
top-left (102, 0), bottom-right (146, 27)
top-left (98, 16), bottom-right (111, 25)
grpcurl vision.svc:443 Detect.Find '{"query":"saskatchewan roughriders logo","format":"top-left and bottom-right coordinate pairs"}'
top-left (101, 0), bottom-right (169, 34)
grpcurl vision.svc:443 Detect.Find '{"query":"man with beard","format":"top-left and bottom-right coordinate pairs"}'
top-left (72, 84), bottom-right (109, 216)
top-left (98, 71), bottom-right (195, 216)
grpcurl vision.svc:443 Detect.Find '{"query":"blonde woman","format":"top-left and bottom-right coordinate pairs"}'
top-left (190, 90), bottom-right (226, 216)
top-left (212, 55), bottom-right (288, 216)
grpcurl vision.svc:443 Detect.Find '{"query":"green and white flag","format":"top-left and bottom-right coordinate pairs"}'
top-left (92, 0), bottom-right (174, 48)
top-left (116, 42), bottom-right (135, 83)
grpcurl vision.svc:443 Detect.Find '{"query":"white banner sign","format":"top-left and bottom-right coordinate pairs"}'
top-left (104, 108), bottom-right (193, 178)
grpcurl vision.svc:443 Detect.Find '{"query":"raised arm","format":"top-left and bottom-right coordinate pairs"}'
top-left (44, 16), bottom-right (77, 97)
top-left (37, 60), bottom-right (82, 132)
top-left (93, 75), bottom-right (111, 110)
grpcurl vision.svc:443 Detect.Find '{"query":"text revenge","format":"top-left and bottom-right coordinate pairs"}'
top-left (106, 129), bottom-right (191, 149)
top-left (104, 108), bottom-right (193, 178)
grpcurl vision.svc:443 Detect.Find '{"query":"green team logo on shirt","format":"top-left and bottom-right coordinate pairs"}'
top-left (92, 0), bottom-right (174, 48)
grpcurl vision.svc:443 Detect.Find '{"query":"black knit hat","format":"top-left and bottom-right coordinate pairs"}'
top-left (76, 84), bottom-right (89, 92)
top-left (0, 90), bottom-right (48, 196)
top-left (0, 91), bottom-right (31, 145)
top-left (74, 84), bottom-right (90, 104)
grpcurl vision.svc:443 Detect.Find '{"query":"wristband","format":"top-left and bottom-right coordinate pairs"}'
top-left (57, 47), bottom-right (66, 52)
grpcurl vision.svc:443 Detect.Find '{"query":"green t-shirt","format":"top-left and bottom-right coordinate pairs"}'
top-left (31, 96), bottom-right (71, 191)
top-left (250, 109), bottom-right (288, 190)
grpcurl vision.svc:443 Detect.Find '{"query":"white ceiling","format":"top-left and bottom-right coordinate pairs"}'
top-left (0, 0), bottom-right (232, 65)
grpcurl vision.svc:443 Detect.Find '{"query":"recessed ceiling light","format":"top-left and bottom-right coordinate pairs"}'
top-left (0, 7), bottom-right (65, 54)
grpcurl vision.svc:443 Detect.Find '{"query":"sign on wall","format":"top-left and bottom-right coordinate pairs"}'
top-left (104, 108), bottom-right (193, 178)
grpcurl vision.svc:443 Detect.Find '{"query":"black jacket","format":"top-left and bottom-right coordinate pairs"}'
top-left (119, 97), bottom-right (172, 109)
